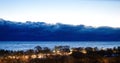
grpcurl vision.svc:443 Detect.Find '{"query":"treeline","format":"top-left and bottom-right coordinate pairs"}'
top-left (0, 46), bottom-right (120, 63)
top-left (0, 46), bottom-right (51, 56)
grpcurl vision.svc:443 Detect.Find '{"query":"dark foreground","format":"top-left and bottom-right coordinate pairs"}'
top-left (0, 46), bottom-right (120, 63)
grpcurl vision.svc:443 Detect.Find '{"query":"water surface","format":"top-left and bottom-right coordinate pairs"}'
top-left (0, 41), bottom-right (120, 50)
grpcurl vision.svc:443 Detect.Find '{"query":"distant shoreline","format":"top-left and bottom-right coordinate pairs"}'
top-left (0, 45), bottom-right (120, 63)
top-left (0, 41), bottom-right (120, 51)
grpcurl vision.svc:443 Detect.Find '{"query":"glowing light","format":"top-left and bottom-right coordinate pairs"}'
top-left (31, 55), bottom-right (37, 58)
top-left (81, 50), bottom-right (87, 54)
top-left (24, 55), bottom-right (29, 59)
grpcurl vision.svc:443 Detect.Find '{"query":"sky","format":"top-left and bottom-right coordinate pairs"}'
top-left (0, 0), bottom-right (120, 27)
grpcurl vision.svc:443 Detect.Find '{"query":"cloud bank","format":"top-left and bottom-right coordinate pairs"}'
top-left (0, 19), bottom-right (120, 41)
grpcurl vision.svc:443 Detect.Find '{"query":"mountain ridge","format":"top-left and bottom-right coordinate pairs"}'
top-left (0, 19), bottom-right (120, 41)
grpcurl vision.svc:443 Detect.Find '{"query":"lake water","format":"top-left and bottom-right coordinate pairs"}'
top-left (0, 41), bottom-right (120, 50)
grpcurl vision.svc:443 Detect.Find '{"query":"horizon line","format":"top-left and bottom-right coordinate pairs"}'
top-left (0, 18), bottom-right (120, 28)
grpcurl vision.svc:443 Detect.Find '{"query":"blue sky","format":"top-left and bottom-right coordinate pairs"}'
top-left (0, 0), bottom-right (120, 27)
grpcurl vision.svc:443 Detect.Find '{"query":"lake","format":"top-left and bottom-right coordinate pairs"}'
top-left (0, 41), bottom-right (120, 50)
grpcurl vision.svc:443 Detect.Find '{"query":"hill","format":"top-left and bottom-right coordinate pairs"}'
top-left (0, 19), bottom-right (120, 41)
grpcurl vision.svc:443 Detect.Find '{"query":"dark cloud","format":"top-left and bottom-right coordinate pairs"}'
top-left (0, 19), bottom-right (120, 41)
